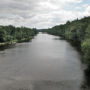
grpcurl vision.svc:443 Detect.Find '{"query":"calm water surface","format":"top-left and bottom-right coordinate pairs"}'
top-left (0, 33), bottom-right (85, 90)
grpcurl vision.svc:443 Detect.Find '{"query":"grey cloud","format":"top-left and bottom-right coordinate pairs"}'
top-left (0, 0), bottom-right (89, 28)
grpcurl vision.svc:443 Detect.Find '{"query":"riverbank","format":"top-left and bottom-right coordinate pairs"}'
top-left (0, 36), bottom-right (37, 51)
top-left (43, 16), bottom-right (90, 65)
top-left (0, 25), bottom-right (38, 48)
top-left (0, 37), bottom-right (32, 46)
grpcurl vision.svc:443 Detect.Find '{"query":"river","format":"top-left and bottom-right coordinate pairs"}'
top-left (0, 33), bottom-right (86, 90)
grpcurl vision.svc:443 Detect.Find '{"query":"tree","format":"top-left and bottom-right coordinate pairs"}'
top-left (0, 27), bottom-right (6, 42)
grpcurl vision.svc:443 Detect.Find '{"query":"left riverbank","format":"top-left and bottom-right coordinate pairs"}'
top-left (0, 25), bottom-right (38, 47)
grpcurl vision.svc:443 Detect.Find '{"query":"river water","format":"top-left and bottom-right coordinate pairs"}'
top-left (0, 33), bottom-right (85, 90)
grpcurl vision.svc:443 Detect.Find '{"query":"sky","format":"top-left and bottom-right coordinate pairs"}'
top-left (0, 0), bottom-right (90, 29)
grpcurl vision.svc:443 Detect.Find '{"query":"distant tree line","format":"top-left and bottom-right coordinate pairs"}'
top-left (0, 25), bottom-right (37, 45)
top-left (43, 16), bottom-right (90, 64)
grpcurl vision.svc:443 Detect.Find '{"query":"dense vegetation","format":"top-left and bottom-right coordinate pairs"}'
top-left (43, 16), bottom-right (90, 64)
top-left (0, 25), bottom-right (37, 46)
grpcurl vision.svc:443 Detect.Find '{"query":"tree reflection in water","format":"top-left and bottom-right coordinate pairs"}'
top-left (81, 64), bottom-right (90, 90)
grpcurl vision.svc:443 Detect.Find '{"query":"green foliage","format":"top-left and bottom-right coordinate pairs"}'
top-left (44, 16), bottom-right (90, 63)
top-left (0, 28), bottom-right (6, 42)
top-left (0, 25), bottom-right (37, 43)
top-left (82, 39), bottom-right (90, 62)
top-left (86, 24), bottom-right (90, 38)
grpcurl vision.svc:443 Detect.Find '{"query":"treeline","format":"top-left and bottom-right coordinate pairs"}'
top-left (43, 16), bottom-right (90, 64)
top-left (0, 25), bottom-right (37, 45)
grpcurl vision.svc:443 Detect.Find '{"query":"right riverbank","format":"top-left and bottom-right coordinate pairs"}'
top-left (42, 16), bottom-right (90, 65)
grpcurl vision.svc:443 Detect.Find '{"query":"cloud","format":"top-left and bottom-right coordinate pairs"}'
top-left (0, 0), bottom-right (89, 28)
top-left (85, 6), bottom-right (90, 15)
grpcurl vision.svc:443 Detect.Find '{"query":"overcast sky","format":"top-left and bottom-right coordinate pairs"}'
top-left (0, 0), bottom-right (90, 29)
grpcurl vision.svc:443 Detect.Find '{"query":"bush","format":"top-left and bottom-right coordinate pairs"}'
top-left (82, 39), bottom-right (90, 63)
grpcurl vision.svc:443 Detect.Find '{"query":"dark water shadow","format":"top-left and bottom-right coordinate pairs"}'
top-left (53, 37), bottom-right (65, 40)
top-left (0, 44), bottom-right (16, 51)
top-left (81, 64), bottom-right (90, 90)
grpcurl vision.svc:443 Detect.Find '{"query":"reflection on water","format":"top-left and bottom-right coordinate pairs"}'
top-left (0, 33), bottom-right (89, 90)
top-left (81, 64), bottom-right (90, 90)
